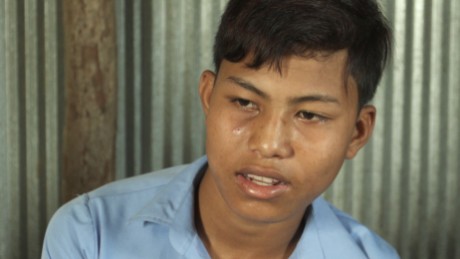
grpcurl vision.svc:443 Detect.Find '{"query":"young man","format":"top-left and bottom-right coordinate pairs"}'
top-left (42, 0), bottom-right (398, 258)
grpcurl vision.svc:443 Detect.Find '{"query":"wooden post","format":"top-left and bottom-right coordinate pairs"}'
top-left (61, 0), bottom-right (117, 202)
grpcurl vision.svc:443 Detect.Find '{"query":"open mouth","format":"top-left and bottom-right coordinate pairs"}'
top-left (236, 170), bottom-right (289, 199)
top-left (243, 173), bottom-right (283, 186)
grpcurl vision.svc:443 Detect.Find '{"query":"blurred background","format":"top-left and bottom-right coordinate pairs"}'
top-left (1, 0), bottom-right (459, 258)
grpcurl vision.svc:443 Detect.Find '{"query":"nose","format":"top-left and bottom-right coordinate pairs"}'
top-left (248, 113), bottom-right (294, 159)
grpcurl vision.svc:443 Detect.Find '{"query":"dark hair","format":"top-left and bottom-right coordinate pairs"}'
top-left (213, 0), bottom-right (392, 107)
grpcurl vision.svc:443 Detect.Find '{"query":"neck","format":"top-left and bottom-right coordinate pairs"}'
top-left (195, 170), bottom-right (308, 259)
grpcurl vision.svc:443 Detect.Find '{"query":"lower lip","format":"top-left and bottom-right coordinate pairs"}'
top-left (236, 174), bottom-right (289, 200)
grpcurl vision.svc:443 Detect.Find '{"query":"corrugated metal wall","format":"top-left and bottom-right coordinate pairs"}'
top-left (1, 0), bottom-right (62, 258)
top-left (115, 1), bottom-right (460, 257)
top-left (114, 0), bottom-right (229, 178)
top-left (325, 1), bottom-right (460, 258)
top-left (1, 0), bottom-right (459, 258)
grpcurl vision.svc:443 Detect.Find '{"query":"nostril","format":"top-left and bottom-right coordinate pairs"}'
top-left (247, 115), bottom-right (294, 158)
top-left (249, 134), bottom-right (294, 159)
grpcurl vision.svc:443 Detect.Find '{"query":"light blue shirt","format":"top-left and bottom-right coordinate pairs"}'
top-left (42, 156), bottom-right (399, 259)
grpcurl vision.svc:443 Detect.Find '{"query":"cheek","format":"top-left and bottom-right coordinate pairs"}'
top-left (205, 111), bottom-right (248, 159)
top-left (293, 126), bottom-right (351, 175)
top-left (296, 121), bottom-right (354, 152)
top-left (206, 109), bottom-right (250, 139)
top-left (232, 127), bottom-right (244, 136)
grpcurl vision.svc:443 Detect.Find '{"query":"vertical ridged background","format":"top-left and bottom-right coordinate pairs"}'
top-left (1, 0), bottom-right (62, 258)
top-left (325, 1), bottom-right (460, 258)
top-left (0, 0), bottom-right (459, 258)
top-left (114, 0), bottom-right (229, 178)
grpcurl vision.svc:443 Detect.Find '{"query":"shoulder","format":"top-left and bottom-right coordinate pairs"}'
top-left (42, 193), bottom-right (96, 258)
top-left (313, 197), bottom-right (400, 259)
top-left (87, 164), bottom-right (189, 198)
top-left (41, 162), bottom-right (197, 259)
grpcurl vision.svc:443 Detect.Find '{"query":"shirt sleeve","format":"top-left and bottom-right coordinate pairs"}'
top-left (41, 194), bottom-right (96, 259)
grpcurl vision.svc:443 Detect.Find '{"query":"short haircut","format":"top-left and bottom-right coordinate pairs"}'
top-left (213, 0), bottom-right (392, 107)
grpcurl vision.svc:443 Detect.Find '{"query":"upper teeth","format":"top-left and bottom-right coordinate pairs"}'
top-left (245, 174), bottom-right (281, 186)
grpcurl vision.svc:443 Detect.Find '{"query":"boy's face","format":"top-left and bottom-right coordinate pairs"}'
top-left (199, 50), bottom-right (375, 224)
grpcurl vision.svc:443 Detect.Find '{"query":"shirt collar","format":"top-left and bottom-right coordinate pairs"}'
top-left (129, 156), bottom-right (367, 258)
top-left (130, 156), bottom-right (208, 255)
top-left (291, 197), bottom-right (367, 259)
top-left (131, 156), bottom-right (207, 224)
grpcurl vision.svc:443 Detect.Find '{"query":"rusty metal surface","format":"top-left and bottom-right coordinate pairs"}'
top-left (61, 0), bottom-right (117, 202)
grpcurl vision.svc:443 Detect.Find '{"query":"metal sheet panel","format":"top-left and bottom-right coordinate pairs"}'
top-left (0, 0), bottom-right (8, 257)
top-left (325, 1), bottom-right (460, 258)
top-left (0, 0), bottom-right (61, 258)
top-left (114, 0), bottom-right (228, 177)
top-left (3, 1), bottom-right (23, 258)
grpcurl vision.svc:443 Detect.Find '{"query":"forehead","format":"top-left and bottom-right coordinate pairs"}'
top-left (275, 50), bottom-right (349, 81)
top-left (220, 50), bottom-right (354, 90)
top-left (215, 50), bottom-right (359, 109)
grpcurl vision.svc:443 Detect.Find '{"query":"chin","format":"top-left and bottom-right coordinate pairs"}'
top-left (228, 197), bottom-right (308, 225)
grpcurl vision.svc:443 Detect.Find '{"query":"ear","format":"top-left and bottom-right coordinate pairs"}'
top-left (198, 70), bottom-right (216, 117)
top-left (346, 105), bottom-right (376, 159)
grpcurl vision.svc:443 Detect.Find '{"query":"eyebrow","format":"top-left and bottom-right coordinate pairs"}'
top-left (288, 95), bottom-right (340, 106)
top-left (226, 76), bottom-right (340, 105)
top-left (227, 76), bottom-right (268, 99)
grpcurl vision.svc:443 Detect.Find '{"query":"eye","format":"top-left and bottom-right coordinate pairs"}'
top-left (231, 98), bottom-right (258, 111)
top-left (297, 110), bottom-right (327, 122)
